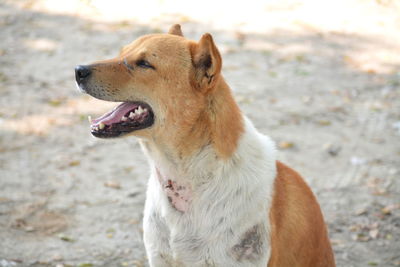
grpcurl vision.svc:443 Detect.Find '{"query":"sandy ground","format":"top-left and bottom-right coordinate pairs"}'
top-left (0, 0), bottom-right (400, 266)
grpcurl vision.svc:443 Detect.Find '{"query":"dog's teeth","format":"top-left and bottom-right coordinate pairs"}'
top-left (137, 106), bottom-right (144, 114)
top-left (121, 116), bottom-right (127, 121)
top-left (143, 108), bottom-right (148, 113)
top-left (134, 109), bottom-right (141, 115)
top-left (88, 115), bottom-right (92, 123)
top-left (129, 112), bottom-right (135, 119)
top-left (99, 122), bottom-right (105, 130)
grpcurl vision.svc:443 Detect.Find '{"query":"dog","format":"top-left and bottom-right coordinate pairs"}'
top-left (75, 24), bottom-right (335, 267)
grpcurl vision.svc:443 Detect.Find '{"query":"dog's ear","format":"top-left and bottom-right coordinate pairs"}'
top-left (190, 33), bottom-right (222, 93)
top-left (168, 24), bottom-right (183, 37)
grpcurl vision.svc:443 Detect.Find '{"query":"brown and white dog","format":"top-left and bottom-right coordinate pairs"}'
top-left (75, 24), bottom-right (335, 267)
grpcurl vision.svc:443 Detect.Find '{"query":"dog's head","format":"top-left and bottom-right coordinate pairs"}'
top-left (75, 25), bottom-right (222, 141)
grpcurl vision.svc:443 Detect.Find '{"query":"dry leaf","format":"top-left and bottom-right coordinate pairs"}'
top-left (68, 160), bottom-right (80, 167)
top-left (330, 239), bottom-right (344, 246)
top-left (316, 119), bottom-right (331, 126)
top-left (278, 141), bottom-right (294, 149)
top-left (48, 99), bottom-right (62, 107)
top-left (382, 204), bottom-right (400, 215)
top-left (355, 208), bottom-right (367, 216)
top-left (104, 181), bottom-right (121, 189)
top-left (353, 233), bottom-right (369, 242)
top-left (58, 234), bottom-right (75, 242)
top-left (369, 229), bottom-right (379, 239)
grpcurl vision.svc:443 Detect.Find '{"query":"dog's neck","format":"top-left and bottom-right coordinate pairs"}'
top-left (141, 77), bottom-right (244, 184)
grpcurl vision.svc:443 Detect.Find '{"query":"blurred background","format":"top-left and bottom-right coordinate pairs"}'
top-left (0, 0), bottom-right (399, 266)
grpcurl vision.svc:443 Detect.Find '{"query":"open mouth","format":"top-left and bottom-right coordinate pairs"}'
top-left (89, 102), bottom-right (154, 138)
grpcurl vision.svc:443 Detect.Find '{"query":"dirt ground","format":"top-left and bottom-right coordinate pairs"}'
top-left (0, 0), bottom-right (399, 266)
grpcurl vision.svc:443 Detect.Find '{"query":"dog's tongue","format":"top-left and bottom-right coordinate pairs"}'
top-left (92, 102), bottom-right (138, 126)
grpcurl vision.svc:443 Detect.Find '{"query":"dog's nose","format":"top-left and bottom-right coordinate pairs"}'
top-left (75, 65), bottom-right (91, 82)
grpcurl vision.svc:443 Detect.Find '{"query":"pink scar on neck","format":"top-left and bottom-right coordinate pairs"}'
top-left (156, 168), bottom-right (192, 212)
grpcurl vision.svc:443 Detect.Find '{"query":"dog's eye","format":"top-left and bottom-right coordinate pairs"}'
top-left (136, 59), bottom-right (154, 69)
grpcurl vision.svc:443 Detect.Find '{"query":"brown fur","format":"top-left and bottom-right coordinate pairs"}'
top-left (268, 161), bottom-right (336, 267)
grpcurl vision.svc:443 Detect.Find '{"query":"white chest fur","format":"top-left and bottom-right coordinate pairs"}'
top-left (142, 118), bottom-right (277, 267)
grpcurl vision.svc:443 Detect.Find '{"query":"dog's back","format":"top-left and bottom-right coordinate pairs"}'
top-left (269, 161), bottom-right (335, 267)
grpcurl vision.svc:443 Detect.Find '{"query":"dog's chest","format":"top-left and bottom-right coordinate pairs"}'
top-left (149, 172), bottom-right (270, 266)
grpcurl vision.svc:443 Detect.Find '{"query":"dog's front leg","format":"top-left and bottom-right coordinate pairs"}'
top-left (146, 253), bottom-right (171, 267)
top-left (143, 209), bottom-right (172, 267)
top-left (143, 178), bottom-right (175, 267)
top-left (146, 251), bottom-right (171, 267)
